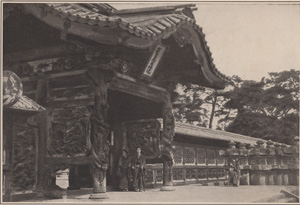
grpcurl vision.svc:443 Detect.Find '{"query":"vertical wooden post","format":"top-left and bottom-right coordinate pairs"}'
top-left (86, 68), bottom-right (112, 199)
top-left (3, 121), bottom-right (13, 202)
top-left (35, 72), bottom-right (49, 197)
top-left (36, 110), bottom-right (48, 197)
top-left (160, 93), bottom-right (175, 191)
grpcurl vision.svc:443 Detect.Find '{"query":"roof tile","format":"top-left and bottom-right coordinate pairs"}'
top-left (30, 3), bottom-right (230, 83)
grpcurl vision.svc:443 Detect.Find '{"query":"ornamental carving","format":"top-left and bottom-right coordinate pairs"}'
top-left (110, 58), bottom-right (139, 77)
top-left (173, 31), bottom-right (192, 48)
top-left (49, 107), bottom-right (90, 157)
top-left (125, 119), bottom-right (161, 158)
top-left (11, 56), bottom-right (85, 77)
top-left (12, 124), bottom-right (37, 192)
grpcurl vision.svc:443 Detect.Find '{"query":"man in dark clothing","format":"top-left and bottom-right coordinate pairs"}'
top-left (131, 146), bottom-right (146, 192)
top-left (229, 158), bottom-right (240, 186)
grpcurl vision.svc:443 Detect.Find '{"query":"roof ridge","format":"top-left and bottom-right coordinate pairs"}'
top-left (110, 4), bottom-right (197, 16)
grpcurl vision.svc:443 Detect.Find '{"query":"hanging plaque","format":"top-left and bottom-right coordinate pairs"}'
top-left (140, 44), bottom-right (166, 81)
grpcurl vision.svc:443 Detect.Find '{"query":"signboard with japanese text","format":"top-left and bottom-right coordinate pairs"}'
top-left (140, 44), bottom-right (166, 81)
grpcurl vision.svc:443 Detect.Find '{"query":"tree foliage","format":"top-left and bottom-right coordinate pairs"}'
top-left (221, 69), bottom-right (299, 144)
top-left (173, 69), bottom-right (299, 144)
top-left (173, 84), bottom-right (209, 127)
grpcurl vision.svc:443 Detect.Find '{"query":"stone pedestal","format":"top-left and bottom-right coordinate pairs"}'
top-left (250, 171), bottom-right (258, 185)
top-left (240, 170), bottom-right (250, 185)
top-left (276, 171), bottom-right (282, 185)
top-left (258, 171), bottom-right (266, 185)
top-left (267, 171), bottom-right (275, 185)
top-left (282, 171), bottom-right (289, 186)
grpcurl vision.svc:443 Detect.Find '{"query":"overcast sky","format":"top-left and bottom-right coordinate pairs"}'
top-left (111, 2), bottom-right (300, 81)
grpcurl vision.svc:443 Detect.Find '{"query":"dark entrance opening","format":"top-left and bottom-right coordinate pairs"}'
top-left (71, 90), bottom-right (163, 190)
top-left (107, 90), bottom-right (163, 189)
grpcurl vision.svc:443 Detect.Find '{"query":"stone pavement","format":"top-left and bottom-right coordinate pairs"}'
top-left (19, 184), bottom-right (299, 204)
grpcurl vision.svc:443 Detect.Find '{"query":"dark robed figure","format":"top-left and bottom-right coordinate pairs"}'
top-left (131, 147), bottom-right (146, 192)
top-left (229, 159), bottom-right (240, 186)
top-left (117, 150), bottom-right (131, 191)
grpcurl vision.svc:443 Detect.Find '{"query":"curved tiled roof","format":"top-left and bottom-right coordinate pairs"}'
top-left (158, 119), bottom-right (266, 145)
top-left (27, 3), bottom-right (230, 83)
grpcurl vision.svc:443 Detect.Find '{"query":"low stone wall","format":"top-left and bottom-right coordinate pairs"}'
top-left (220, 137), bottom-right (299, 186)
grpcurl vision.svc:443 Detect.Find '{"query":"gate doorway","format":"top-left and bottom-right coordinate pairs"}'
top-left (68, 90), bottom-right (163, 190)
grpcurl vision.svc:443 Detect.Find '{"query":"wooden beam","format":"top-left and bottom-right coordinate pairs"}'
top-left (46, 97), bottom-right (94, 108)
top-left (48, 95), bottom-right (94, 102)
top-left (45, 156), bottom-right (92, 165)
top-left (109, 75), bottom-right (168, 103)
top-left (51, 84), bottom-right (90, 91)
top-left (4, 44), bottom-right (82, 64)
top-left (21, 69), bottom-right (86, 82)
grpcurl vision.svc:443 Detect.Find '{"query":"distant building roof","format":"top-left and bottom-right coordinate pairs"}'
top-left (158, 119), bottom-right (265, 145)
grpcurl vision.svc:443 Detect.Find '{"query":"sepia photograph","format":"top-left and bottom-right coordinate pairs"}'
top-left (1, 1), bottom-right (299, 204)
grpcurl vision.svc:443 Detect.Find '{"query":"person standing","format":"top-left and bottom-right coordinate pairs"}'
top-left (229, 159), bottom-right (240, 186)
top-left (131, 146), bottom-right (146, 192)
top-left (117, 150), bottom-right (131, 191)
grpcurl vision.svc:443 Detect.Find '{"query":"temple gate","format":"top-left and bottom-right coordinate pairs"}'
top-left (3, 3), bottom-right (230, 200)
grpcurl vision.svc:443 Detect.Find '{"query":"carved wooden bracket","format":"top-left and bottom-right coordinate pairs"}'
top-left (173, 30), bottom-right (192, 48)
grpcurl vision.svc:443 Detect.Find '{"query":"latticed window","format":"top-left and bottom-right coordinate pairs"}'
top-left (197, 148), bottom-right (206, 165)
top-left (184, 147), bottom-right (195, 164)
top-left (173, 146), bottom-right (183, 164)
top-left (207, 149), bottom-right (216, 165)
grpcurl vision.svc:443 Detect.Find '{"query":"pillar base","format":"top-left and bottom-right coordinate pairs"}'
top-left (160, 185), bottom-right (175, 191)
top-left (89, 193), bottom-right (109, 199)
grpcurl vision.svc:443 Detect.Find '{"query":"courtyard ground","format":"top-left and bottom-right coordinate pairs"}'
top-left (16, 184), bottom-right (299, 204)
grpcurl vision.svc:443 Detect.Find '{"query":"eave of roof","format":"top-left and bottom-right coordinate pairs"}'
top-left (20, 3), bottom-right (230, 86)
top-left (158, 119), bottom-right (266, 145)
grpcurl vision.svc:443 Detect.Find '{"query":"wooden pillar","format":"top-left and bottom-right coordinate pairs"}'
top-left (160, 93), bottom-right (175, 191)
top-left (35, 73), bottom-right (49, 197)
top-left (86, 68), bottom-right (112, 199)
top-left (36, 110), bottom-right (48, 197)
top-left (2, 121), bottom-right (13, 202)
